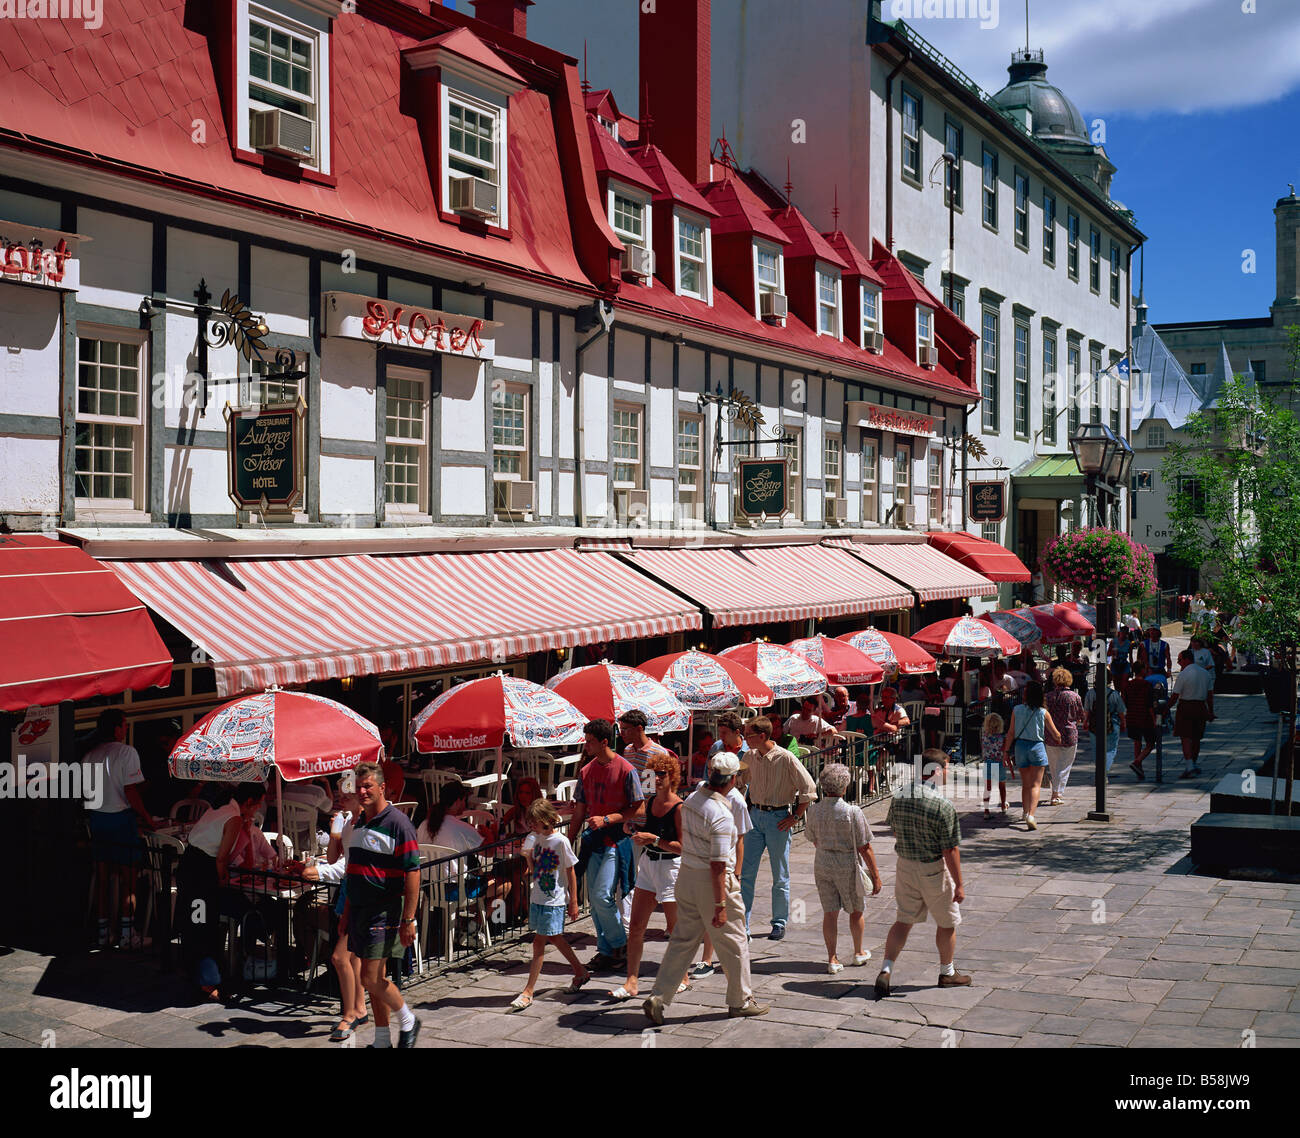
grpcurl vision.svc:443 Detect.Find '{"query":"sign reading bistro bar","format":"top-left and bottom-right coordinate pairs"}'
top-left (323, 291), bottom-right (500, 359)
top-left (968, 480), bottom-right (1007, 523)
top-left (226, 401), bottom-right (305, 514)
top-left (737, 458), bottom-right (788, 518)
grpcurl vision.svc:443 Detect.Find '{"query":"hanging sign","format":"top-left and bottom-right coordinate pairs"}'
top-left (968, 480), bottom-right (1006, 523)
top-left (0, 220), bottom-right (83, 291)
top-left (737, 457), bottom-right (789, 518)
top-left (323, 291), bottom-right (500, 359)
top-left (226, 400), bottom-right (305, 514)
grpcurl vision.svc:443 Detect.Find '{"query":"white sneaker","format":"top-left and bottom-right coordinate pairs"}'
top-left (1025, 815), bottom-right (1037, 830)
top-left (853, 951), bottom-right (872, 966)
top-left (827, 961), bottom-right (844, 975)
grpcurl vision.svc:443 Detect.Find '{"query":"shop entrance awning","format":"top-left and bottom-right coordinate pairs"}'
top-left (834, 540), bottom-right (998, 602)
top-left (0, 535), bottom-right (173, 712)
top-left (926, 531), bottom-right (1032, 583)
top-left (622, 544), bottom-right (913, 627)
top-left (109, 549), bottom-right (701, 697)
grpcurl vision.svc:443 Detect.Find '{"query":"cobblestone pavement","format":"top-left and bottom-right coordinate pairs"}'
top-left (3, 681), bottom-right (1296, 1049)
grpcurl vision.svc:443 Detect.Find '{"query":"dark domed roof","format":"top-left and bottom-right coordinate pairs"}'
top-left (989, 50), bottom-right (1088, 145)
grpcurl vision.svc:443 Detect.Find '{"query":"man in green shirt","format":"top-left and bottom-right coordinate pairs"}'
top-left (875, 748), bottom-right (969, 997)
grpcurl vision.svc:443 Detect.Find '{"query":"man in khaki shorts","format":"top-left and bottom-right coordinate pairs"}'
top-left (875, 748), bottom-right (969, 997)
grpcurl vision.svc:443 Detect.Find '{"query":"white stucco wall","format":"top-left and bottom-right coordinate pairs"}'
top-left (319, 337), bottom-right (377, 442)
top-left (0, 434), bottom-right (59, 514)
top-left (319, 454), bottom-right (373, 515)
top-left (79, 209), bottom-right (153, 312)
top-left (0, 286), bottom-right (60, 419)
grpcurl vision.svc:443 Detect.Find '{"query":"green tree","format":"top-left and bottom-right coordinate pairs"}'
top-left (1163, 374), bottom-right (1300, 810)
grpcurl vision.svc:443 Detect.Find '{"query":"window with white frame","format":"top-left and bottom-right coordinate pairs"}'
top-left (1042, 333), bottom-right (1058, 446)
top-left (597, 114), bottom-right (618, 139)
top-left (384, 366), bottom-right (430, 513)
top-left (894, 445), bottom-right (911, 520)
top-left (783, 427), bottom-right (802, 518)
top-left (442, 84), bottom-right (508, 228)
top-left (944, 118), bottom-right (963, 208)
top-left (982, 146), bottom-right (998, 229)
top-left (982, 521), bottom-right (999, 543)
top-left (612, 405), bottom-right (643, 488)
top-left (677, 413), bottom-right (703, 515)
top-left (916, 305), bottom-right (934, 365)
top-left (246, 8), bottom-right (323, 170)
top-left (1067, 208), bottom-right (1080, 280)
top-left (75, 331), bottom-right (146, 509)
top-left (1013, 320), bottom-right (1030, 438)
top-left (1014, 170), bottom-right (1029, 249)
top-left (676, 214), bottom-right (708, 300)
top-left (492, 384), bottom-right (528, 479)
top-left (1089, 226), bottom-right (1102, 293)
top-left (1148, 423), bottom-right (1166, 448)
top-left (755, 242), bottom-right (783, 316)
top-left (927, 449), bottom-right (943, 526)
top-left (824, 434), bottom-right (842, 503)
top-left (1090, 352), bottom-right (1103, 422)
top-left (861, 283), bottom-right (881, 347)
top-left (816, 268), bottom-right (840, 337)
top-left (1042, 191), bottom-right (1056, 266)
top-left (901, 89), bottom-right (922, 182)
top-left (862, 439), bottom-right (879, 523)
top-left (610, 189), bottom-right (647, 248)
top-left (1111, 372), bottom-right (1122, 434)
top-left (1110, 241), bottom-right (1121, 304)
top-left (981, 307), bottom-right (999, 431)
top-left (1067, 343), bottom-right (1082, 438)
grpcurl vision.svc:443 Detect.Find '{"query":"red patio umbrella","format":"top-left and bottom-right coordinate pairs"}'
top-left (786, 635), bottom-right (884, 685)
top-left (910, 615), bottom-right (1021, 658)
top-left (1032, 603), bottom-right (1095, 636)
top-left (836, 629), bottom-right (937, 675)
top-left (636, 650), bottom-right (774, 711)
top-left (545, 663), bottom-right (692, 734)
top-left (1013, 606), bottom-right (1076, 644)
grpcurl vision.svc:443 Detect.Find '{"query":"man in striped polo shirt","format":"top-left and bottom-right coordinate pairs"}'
top-left (342, 761), bottom-right (422, 1048)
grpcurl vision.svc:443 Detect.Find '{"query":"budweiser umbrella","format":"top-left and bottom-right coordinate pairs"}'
top-left (636, 650), bottom-right (773, 711)
top-left (837, 629), bottom-right (937, 675)
top-left (1034, 603), bottom-right (1096, 636)
top-left (1015, 606), bottom-right (1076, 645)
top-left (1059, 600), bottom-right (1098, 627)
top-left (169, 689), bottom-right (381, 783)
top-left (911, 615), bottom-right (1021, 658)
top-left (718, 642), bottom-right (828, 701)
top-left (412, 674), bottom-right (586, 753)
top-left (546, 663), bottom-right (692, 734)
top-left (980, 610), bottom-right (1043, 648)
top-left (786, 635), bottom-right (884, 685)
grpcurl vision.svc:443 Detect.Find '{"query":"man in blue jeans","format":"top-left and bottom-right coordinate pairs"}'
top-left (738, 717), bottom-right (818, 940)
top-left (568, 719), bottom-right (645, 972)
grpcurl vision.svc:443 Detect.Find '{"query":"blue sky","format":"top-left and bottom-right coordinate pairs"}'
top-left (509, 0), bottom-right (1300, 325)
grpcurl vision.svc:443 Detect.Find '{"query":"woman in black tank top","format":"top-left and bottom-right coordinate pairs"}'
top-left (609, 751), bottom-right (683, 1000)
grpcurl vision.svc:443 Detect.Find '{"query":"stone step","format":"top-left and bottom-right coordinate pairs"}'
top-left (1210, 773), bottom-right (1299, 815)
top-left (1190, 812), bottom-right (1300, 873)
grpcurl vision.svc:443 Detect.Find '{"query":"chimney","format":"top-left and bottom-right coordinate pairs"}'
top-left (1273, 186), bottom-right (1300, 316)
top-left (640, 0), bottom-right (711, 184)
top-left (471, 0), bottom-right (533, 38)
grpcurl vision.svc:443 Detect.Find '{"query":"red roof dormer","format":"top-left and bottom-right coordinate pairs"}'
top-left (824, 230), bottom-right (886, 349)
top-left (587, 118), bottom-right (658, 195)
top-left (769, 204), bottom-right (850, 334)
top-left (702, 173), bottom-right (790, 318)
top-left (872, 240), bottom-right (977, 392)
top-left (630, 143), bottom-right (718, 298)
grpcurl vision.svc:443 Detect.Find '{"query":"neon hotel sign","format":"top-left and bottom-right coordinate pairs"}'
top-left (324, 291), bottom-right (498, 359)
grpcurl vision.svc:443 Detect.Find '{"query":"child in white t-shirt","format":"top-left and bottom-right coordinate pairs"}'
top-left (510, 798), bottom-right (589, 1011)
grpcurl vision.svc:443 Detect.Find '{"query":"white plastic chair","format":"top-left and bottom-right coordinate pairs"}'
top-left (391, 801), bottom-right (419, 819)
top-left (838, 730), bottom-right (870, 800)
top-left (462, 809), bottom-right (498, 839)
top-left (417, 842), bottom-right (492, 966)
top-left (168, 799), bottom-right (210, 825)
top-left (276, 801), bottom-right (317, 859)
top-left (140, 831), bottom-right (185, 942)
top-left (554, 779), bottom-right (579, 802)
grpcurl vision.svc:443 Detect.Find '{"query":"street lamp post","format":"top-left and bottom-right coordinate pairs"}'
top-left (1069, 421), bottom-right (1127, 822)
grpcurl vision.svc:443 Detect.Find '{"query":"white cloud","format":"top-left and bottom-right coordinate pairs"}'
top-left (899, 0), bottom-right (1300, 115)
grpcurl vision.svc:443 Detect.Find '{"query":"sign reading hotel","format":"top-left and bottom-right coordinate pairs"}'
top-left (737, 458), bottom-right (789, 518)
top-left (847, 400), bottom-right (935, 438)
top-left (323, 291), bottom-right (499, 359)
top-left (0, 220), bottom-right (82, 292)
top-left (968, 480), bottom-right (1007, 523)
top-left (226, 401), bottom-right (305, 514)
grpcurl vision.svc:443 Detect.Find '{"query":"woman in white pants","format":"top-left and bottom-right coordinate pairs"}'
top-left (1044, 666), bottom-right (1085, 806)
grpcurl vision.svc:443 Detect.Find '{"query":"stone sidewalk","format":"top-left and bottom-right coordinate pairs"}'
top-left (2, 687), bottom-right (1297, 1049)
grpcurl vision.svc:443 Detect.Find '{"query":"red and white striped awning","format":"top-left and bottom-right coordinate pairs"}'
top-left (110, 549), bottom-right (701, 698)
top-left (834, 540), bottom-right (998, 603)
top-left (622, 544), bottom-right (912, 627)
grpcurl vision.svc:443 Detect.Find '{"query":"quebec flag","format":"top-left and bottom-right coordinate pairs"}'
top-left (1117, 357), bottom-right (1130, 377)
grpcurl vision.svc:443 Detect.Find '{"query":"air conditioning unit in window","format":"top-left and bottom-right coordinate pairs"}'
top-left (760, 292), bottom-right (788, 323)
top-left (249, 108), bottom-right (314, 162)
top-left (866, 330), bottom-right (884, 354)
top-left (493, 479), bottom-right (534, 517)
top-left (449, 176), bottom-right (499, 219)
top-left (824, 496), bottom-right (848, 526)
top-left (890, 502), bottom-right (917, 528)
top-left (615, 488), bottom-right (649, 526)
top-left (621, 245), bottom-right (654, 280)
top-left (920, 344), bottom-right (938, 369)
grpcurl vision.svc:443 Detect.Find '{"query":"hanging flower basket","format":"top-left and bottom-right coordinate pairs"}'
top-left (1040, 527), bottom-right (1157, 600)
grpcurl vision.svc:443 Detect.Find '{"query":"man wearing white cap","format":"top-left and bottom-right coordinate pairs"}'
top-left (644, 752), bottom-right (767, 1025)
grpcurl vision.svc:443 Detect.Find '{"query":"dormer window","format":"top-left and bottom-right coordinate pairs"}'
top-left (675, 213), bottom-right (711, 301)
top-left (597, 114), bottom-right (619, 139)
top-left (916, 305), bottom-right (935, 367)
top-left (754, 242), bottom-right (784, 320)
top-left (816, 266), bottom-right (841, 338)
top-left (239, 3), bottom-right (331, 172)
top-left (611, 188), bottom-right (649, 248)
top-left (861, 284), bottom-right (881, 349)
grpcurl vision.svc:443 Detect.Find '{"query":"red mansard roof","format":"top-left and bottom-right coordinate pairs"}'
top-left (588, 117), bottom-right (659, 194)
top-left (768, 205), bottom-right (851, 269)
top-left (702, 175), bottom-right (790, 244)
top-left (0, 2), bottom-right (605, 293)
top-left (629, 144), bottom-right (719, 216)
top-left (823, 231), bottom-right (886, 288)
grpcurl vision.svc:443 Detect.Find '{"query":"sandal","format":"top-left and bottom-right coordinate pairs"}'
top-left (608, 984), bottom-right (636, 1000)
top-left (677, 980), bottom-right (691, 994)
top-left (569, 971), bottom-right (591, 993)
top-left (508, 994), bottom-right (533, 1012)
top-left (329, 1018), bottom-right (357, 1042)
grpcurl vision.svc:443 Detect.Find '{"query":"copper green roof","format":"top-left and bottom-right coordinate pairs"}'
top-left (1015, 455), bottom-right (1082, 480)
